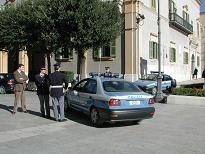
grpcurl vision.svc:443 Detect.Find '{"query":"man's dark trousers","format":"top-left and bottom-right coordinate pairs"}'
top-left (38, 95), bottom-right (50, 117)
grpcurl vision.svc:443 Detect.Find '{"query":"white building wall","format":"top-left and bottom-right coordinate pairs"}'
top-left (138, 0), bottom-right (201, 82)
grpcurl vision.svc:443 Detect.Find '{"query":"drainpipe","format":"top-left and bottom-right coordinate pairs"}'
top-left (131, 0), bottom-right (134, 81)
top-left (136, 0), bottom-right (140, 80)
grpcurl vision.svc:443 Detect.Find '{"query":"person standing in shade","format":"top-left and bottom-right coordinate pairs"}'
top-left (193, 68), bottom-right (198, 79)
top-left (49, 63), bottom-right (68, 122)
top-left (202, 68), bottom-right (205, 88)
top-left (35, 67), bottom-right (50, 118)
top-left (12, 64), bottom-right (29, 114)
top-left (104, 67), bottom-right (112, 78)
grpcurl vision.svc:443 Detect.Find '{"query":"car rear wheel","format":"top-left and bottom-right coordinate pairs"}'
top-left (0, 86), bottom-right (6, 94)
top-left (64, 97), bottom-right (71, 112)
top-left (151, 87), bottom-right (157, 95)
top-left (90, 107), bottom-right (103, 127)
top-left (132, 120), bottom-right (141, 124)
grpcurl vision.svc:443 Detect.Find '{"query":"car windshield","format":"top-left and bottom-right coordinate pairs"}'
top-left (103, 81), bottom-right (142, 92)
top-left (144, 74), bottom-right (157, 81)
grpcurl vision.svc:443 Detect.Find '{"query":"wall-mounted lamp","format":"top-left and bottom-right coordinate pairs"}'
top-left (136, 13), bottom-right (145, 24)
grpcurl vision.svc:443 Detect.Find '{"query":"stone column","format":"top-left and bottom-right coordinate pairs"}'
top-left (81, 51), bottom-right (88, 79)
top-left (19, 49), bottom-right (29, 75)
top-left (0, 50), bottom-right (8, 73)
top-left (123, 0), bottom-right (137, 81)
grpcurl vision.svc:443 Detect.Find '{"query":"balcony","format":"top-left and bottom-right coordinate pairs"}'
top-left (169, 13), bottom-right (193, 35)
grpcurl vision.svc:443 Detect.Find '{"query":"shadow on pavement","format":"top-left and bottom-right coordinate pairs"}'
top-left (27, 107), bottom-right (56, 121)
top-left (27, 109), bottom-right (42, 117)
top-left (65, 110), bottom-right (140, 128)
top-left (0, 104), bottom-right (13, 113)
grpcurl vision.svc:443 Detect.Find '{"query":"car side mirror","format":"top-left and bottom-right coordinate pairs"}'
top-left (73, 90), bottom-right (78, 96)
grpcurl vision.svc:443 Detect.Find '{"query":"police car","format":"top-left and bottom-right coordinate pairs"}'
top-left (64, 73), bottom-right (155, 126)
top-left (134, 72), bottom-right (177, 95)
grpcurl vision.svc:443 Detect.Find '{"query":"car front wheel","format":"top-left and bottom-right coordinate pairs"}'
top-left (90, 107), bottom-right (103, 127)
top-left (0, 86), bottom-right (6, 94)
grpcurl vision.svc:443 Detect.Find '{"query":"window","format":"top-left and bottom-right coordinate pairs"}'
top-left (182, 10), bottom-right (189, 22)
top-left (55, 46), bottom-right (73, 61)
top-left (149, 41), bottom-right (158, 59)
top-left (169, 0), bottom-right (177, 13)
top-left (197, 56), bottom-right (200, 67)
top-left (103, 81), bottom-right (141, 92)
top-left (169, 47), bottom-right (176, 62)
top-left (84, 80), bottom-right (97, 94)
top-left (151, 0), bottom-right (157, 9)
top-left (163, 75), bottom-right (172, 81)
top-left (197, 22), bottom-right (200, 38)
top-left (73, 79), bottom-right (88, 92)
top-left (183, 52), bottom-right (188, 64)
top-left (93, 40), bottom-right (116, 60)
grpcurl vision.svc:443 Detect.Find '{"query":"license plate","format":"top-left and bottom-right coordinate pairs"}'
top-left (129, 101), bottom-right (140, 105)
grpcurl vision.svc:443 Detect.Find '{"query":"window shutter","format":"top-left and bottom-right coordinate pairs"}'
top-left (156, 42), bottom-right (159, 59)
top-left (149, 41), bottom-right (153, 59)
top-left (110, 41), bottom-right (116, 58)
top-left (153, 42), bottom-right (158, 59)
top-left (93, 48), bottom-right (99, 59)
top-left (170, 47), bottom-right (176, 62)
top-left (169, 48), bottom-right (172, 62)
top-left (151, 0), bottom-right (156, 9)
top-left (174, 48), bottom-right (176, 62)
top-left (183, 52), bottom-right (188, 64)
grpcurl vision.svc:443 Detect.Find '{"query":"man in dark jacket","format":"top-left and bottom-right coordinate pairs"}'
top-left (49, 63), bottom-right (68, 122)
top-left (35, 67), bottom-right (50, 118)
top-left (104, 67), bottom-right (113, 78)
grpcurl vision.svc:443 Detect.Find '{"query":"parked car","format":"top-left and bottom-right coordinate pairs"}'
top-left (0, 73), bottom-right (14, 94)
top-left (64, 76), bottom-right (155, 126)
top-left (26, 81), bottom-right (37, 91)
top-left (134, 72), bottom-right (177, 95)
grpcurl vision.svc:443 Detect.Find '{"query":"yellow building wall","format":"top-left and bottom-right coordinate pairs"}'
top-left (124, 0), bottom-right (137, 76)
top-left (19, 50), bottom-right (29, 75)
top-left (0, 50), bottom-right (8, 73)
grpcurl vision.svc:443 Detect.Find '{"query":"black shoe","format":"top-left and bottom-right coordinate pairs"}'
top-left (59, 119), bottom-right (67, 122)
top-left (46, 115), bottom-right (51, 119)
top-left (41, 114), bottom-right (45, 118)
top-left (12, 111), bottom-right (16, 115)
top-left (23, 110), bottom-right (28, 113)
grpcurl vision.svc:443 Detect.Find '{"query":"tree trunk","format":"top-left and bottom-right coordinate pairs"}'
top-left (77, 52), bottom-right (82, 82)
top-left (46, 52), bottom-right (51, 74)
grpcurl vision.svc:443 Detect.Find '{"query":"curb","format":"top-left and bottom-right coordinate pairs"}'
top-left (167, 95), bottom-right (205, 106)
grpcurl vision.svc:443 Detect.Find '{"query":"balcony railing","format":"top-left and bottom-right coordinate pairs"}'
top-left (169, 13), bottom-right (193, 35)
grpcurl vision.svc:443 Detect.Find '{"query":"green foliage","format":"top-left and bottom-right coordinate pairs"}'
top-left (62, 71), bottom-right (74, 82)
top-left (172, 88), bottom-right (205, 97)
top-left (0, 0), bottom-right (121, 73)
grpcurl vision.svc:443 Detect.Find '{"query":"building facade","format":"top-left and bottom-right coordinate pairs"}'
top-left (201, 12), bottom-right (205, 71)
top-left (123, 0), bottom-right (201, 82)
top-left (50, 36), bottom-right (122, 79)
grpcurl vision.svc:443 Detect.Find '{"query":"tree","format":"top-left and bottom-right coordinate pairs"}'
top-left (48, 0), bottom-right (121, 78)
top-left (0, 0), bottom-right (121, 76)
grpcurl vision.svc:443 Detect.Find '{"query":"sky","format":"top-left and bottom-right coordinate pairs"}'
top-left (201, 0), bottom-right (205, 12)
